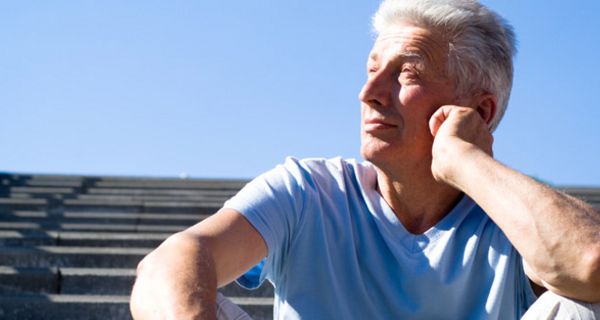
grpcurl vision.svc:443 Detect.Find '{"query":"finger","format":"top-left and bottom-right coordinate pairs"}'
top-left (428, 106), bottom-right (452, 137)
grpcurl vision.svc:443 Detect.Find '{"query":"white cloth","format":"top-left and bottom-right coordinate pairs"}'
top-left (216, 290), bottom-right (600, 320)
top-left (216, 292), bottom-right (254, 320)
top-left (522, 291), bottom-right (600, 320)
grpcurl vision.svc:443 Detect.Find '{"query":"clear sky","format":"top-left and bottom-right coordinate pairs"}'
top-left (1, 1), bottom-right (599, 186)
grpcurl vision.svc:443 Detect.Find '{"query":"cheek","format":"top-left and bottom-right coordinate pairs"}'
top-left (398, 86), bottom-right (443, 129)
top-left (398, 86), bottom-right (429, 111)
top-left (359, 105), bottom-right (367, 128)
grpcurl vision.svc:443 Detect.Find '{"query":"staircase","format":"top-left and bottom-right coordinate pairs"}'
top-left (0, 173), bottom-right (274, 320)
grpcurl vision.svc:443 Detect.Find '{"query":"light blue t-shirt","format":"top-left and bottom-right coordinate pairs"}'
top-left (224, 157), bottom-right (537, 319)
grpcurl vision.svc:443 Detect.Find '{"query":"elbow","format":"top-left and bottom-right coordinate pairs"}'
top-left (129, 282), bottom-right (145, 319)
top-left (134, 232), bottom-right (178, 277)
top-left (135, 251), bottom-right (149, 277)
top-left (541, 245), bottom-right (600, 303)
top-left (130, 258), bottom-right (150, 319)
top-left (129, 233), bottom-right (213, 319)
top-left (133, 230), bottom-right (216, 280)
top-left (558, 244), bottom-right (600, 303)
top-left (135, 231), bottom-right (205, 272)
top-left (580, 245), bottom-right (600, 302)
top-left (130, 241), bottom-right (161, 319)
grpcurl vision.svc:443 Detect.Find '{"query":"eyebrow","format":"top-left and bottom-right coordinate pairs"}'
top-left (392, 51), bottom-right (426, 66)
top-left (369, 50), bottom-right (424, 62)
top-left (368, 51), bottom-right (426, 71)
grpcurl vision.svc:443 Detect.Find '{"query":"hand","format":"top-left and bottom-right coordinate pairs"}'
top-left (428, 105), bottom-right (494, 188)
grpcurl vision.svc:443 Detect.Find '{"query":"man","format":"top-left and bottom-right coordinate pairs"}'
top-left (130, 0), bottom-right (600, 319)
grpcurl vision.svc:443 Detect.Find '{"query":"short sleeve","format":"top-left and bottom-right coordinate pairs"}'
top-left (223, 157), bottom-right (310, 285)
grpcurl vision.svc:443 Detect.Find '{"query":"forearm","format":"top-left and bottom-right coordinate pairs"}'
top-left (453, 147), bottom-right (600, 301)
top-left (130, 232), bottom-right (217, 320)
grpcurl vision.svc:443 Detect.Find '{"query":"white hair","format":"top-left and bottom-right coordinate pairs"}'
top-left (373, 0), bottom-right (516, 131)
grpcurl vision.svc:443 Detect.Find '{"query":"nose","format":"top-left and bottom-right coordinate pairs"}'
top-left (358, 70), bottom-right (392, 108)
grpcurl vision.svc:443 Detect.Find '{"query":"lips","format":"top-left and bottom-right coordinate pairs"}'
top-left (363, 118), bottom-right (398, 132)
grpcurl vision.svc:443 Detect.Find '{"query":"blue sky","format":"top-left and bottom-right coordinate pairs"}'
top-left (1, 1), bottom-right (599, 186)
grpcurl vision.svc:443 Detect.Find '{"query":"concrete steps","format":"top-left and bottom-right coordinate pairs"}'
top-left (0, 230), bottom-right (171, 247)
top-left (0, 266), bottom-right (274, 296)
top-left (0, 210), bottom-right (210, 226)
top-left (0, 294), bottom-right (132, 320)
top-left (0, 221), bottom-right (188, 233)
top-left (1, 246), bottom-right (151, 268)
top-left (0, 173), bottom-right (273, 319)
top-left (0, 294), bottom-right (273, 320)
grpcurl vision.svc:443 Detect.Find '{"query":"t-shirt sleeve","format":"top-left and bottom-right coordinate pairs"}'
top-left (223, 157), bottom-right (310, 286)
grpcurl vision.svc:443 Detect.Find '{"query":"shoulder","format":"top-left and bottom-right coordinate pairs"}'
top-left (236, 157), bottom-right (376, 209)
top-left (279, 157), bottom-right (374, 187)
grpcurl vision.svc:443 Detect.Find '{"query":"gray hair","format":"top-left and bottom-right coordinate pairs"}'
top-left (372, 0), bottom-right (516, 131)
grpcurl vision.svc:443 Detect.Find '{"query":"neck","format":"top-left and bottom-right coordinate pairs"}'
top-left (375, 164), bottom-right (462, 234)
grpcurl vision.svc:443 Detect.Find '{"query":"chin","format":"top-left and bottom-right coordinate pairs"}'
top-left (361, 133), bottom-right (432, 172)
top-left (360, 136), bottom-right (395, 165)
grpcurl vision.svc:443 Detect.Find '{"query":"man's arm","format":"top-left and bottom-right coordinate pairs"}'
top-left (130, 208), bottom-right (267, 319)
top-left (429, 106), bottom-right (600, 302)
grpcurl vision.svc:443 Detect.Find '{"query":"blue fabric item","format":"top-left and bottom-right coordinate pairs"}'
top-left (225, 157), bottom-right (537, 319)
top-left (237, 259), bottom-right (265, 290)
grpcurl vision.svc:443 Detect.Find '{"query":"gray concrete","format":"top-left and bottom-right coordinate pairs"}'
top-left (0, 198), bottom-right (48, 212)
top-left (0, 230), bottom-right (171, 247)
top-left (0, 264), bottom-right (274, 297)
top-left (76, 193), bottom-right (230, 202)
top-left (0, 246), bottom-right (151, 268)
top-left (0, 173), bottom-right (269, 319)
top-left (87, 187), bottom-right (237, 195)
top-left (0, 294), bottom-right (132, 320)
top-left (0, 210), bottom-right (208, 226)
top-left (57, 231), bottom-right (170, 247)
top-left (0, 230), bottom-right (58, 246)
top-left (0, 293), bottom-right (272, 320)
top-left (25, 180), bottom-right (83, 188)
top-left (0, 198), bottom-right (47, 205)
top-left (94, 179), bottom-right (247, 190)
top-left (0, 266), bottom-right (58, 294)
top-left (60, 268), bottom-right (136, 295)
top-left (63, 199), bottom-right (221, 213)
top-left (0, 221), bottom-right (189, 233)
top-left (9, 187), bottom-right (76, 194)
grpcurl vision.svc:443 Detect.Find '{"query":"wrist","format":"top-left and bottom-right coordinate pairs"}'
top-left (448, 144), bottom-right (493, 191)
top-left (433, 140), bottom-right (490, 190)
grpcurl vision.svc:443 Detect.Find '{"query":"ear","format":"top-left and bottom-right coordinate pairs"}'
top-left (474, 93), bottom-right (497, 126)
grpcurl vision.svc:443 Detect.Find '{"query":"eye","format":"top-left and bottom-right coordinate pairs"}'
top-left (399, 66), bottom-right (420, 83)
top-left (367, 65), bottom-right (379, 75)
top-left (401, 65), bottom-right (417, 75)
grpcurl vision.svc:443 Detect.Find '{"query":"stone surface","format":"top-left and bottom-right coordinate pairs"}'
top-left (0, 173), bottom-right (271, 319)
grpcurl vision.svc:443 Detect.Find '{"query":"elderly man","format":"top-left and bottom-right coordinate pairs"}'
top-left (130, 0), bottom-right (600, 319)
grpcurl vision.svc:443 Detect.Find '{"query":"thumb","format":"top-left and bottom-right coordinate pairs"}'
top-left (429, 106), bottom-right (452, 137)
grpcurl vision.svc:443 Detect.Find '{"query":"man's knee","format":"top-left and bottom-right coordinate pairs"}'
top-left (522, 291), bottom-right (600, 320)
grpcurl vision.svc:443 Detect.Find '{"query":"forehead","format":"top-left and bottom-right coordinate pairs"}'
top-left (369, 24), bottom-right (449, 70)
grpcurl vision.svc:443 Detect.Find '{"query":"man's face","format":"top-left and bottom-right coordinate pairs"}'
top-left (359, 24), bottom-right (458, 169)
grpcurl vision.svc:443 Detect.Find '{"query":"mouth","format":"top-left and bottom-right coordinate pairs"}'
top-left (363, 118), bottom-right (398, 132)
